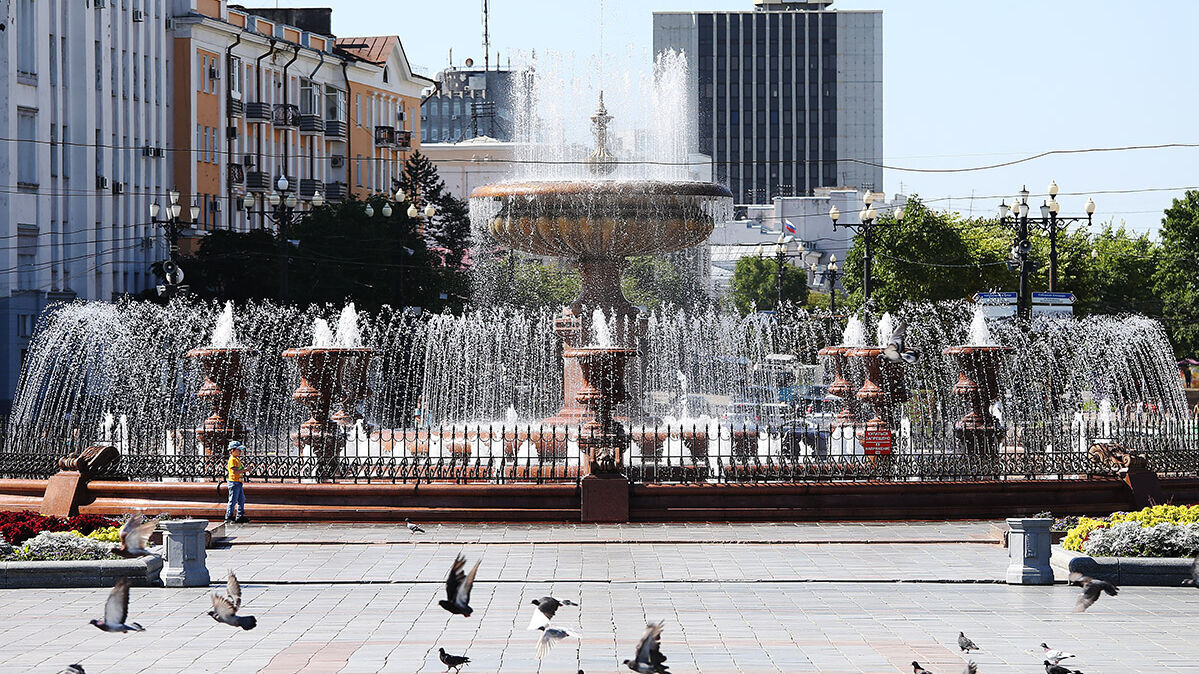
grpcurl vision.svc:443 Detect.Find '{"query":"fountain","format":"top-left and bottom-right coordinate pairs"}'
top-left (184, 302), bottom-right (256, 455)
top-left (849, 314), bottom-right (911, 456)
top-left (820, 315), bottom-right (868, 430)
top-left (282, 306), bottom-right (377, 477)
top-left (943, 307), bottom-right (1014, 454)
top-left (470, 86), bottom-right (733, 471)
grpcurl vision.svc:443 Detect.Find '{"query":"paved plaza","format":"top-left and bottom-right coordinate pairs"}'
top-left (3, 522), bottom-right (1199, 673)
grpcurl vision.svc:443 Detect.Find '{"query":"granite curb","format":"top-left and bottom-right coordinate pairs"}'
top-left (1051, 544), bottom-right (1194, 586)
top-left (0, 554), bottom-right (162, 588)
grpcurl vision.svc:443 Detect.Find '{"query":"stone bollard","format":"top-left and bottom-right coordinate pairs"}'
top-left (1006, 517), bottom-right (1054, 585)
top-left (161, 519), bottom-right (211, 587)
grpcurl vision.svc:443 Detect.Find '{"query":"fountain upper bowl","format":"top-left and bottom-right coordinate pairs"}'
top-left (471, 180), bottom-right (733, 260)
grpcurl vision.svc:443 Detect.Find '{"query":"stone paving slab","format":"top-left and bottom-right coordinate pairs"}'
top-left (219, 521), bottom-right (1001, 545)
top-left (202, 541), bottom-right (1009, 584)
top-left (4, 580), bottom-right (1199, 673)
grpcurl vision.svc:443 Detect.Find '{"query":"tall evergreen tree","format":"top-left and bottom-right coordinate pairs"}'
top-left (1154, 190), bottom-right (1199, 356)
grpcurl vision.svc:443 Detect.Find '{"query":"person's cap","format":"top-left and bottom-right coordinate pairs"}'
top-left (228, 440), bottom-right (245, 451)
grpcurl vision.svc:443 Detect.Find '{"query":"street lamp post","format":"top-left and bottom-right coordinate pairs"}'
top-left (829, 192), bottom-right (902, 303)
top-left (148, 190), bottom-right (196, 297)
top-left (773, 234), bottom-right (791, 309)
top-left (825, 254), bottom-right (840, 316)
top-left (998, 181), bottom-right (1095, 318)
top-left (243, 175), bottom-right (324, 303)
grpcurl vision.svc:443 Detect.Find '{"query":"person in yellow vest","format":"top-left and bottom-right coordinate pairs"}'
top-left (225, 440), bottom-right (250, 524)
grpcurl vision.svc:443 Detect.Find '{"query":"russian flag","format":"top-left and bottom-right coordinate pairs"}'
top-left (784, 219), bottom-right (797, 234)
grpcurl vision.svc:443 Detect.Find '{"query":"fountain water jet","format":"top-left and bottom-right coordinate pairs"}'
top-left (185, 302), bottom-right (256, 455)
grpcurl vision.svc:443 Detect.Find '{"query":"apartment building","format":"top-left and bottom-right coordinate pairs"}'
top-left (0, 0), bottom-right (430, 410)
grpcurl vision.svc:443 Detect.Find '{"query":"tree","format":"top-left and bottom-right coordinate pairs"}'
top-left (729, 255), bottom-right (809, 314)
top-left (397, 150), bottom-right (472, 310)
top-left (186, 229), bottom-right (282, 301)
top-left (841, 196), bottom-right (1011, 312)
top-left (1065, 223), bottom-right (1160, 317)
top-left (621, 254), bottom-right (709, 310)
top-left (1154, 190), bottom-right (1199, 356)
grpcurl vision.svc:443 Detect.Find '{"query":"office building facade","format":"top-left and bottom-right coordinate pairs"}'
top-left (653, 0), bottom-right (881, 203)
top-left (422, 67), bottom-right (518, 143)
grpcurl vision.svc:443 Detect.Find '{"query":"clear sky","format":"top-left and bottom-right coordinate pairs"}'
top-left (311, 0), bottom-right (1199, 235)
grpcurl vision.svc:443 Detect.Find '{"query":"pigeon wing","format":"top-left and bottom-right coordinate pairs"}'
top-left (445, 554), bottom-right (466, 602)
top-left (127, 520), bottom-right (156, 553)
top-left (105, 578), bottom-right (131, 626)
top-left (1073, 584), bottom-right (1101, 613)
top-left (211, 593), bottom-right (237, 619)
top-left (457, 558), bottom-right (480, 605)
top-left (117, 514), bottom-right (143, 551)
top-left (537, 597), bottom-right (562, 619)
top-left (527, 607), bottom-right (551, 631)
top-left (963, 661), bottom-right (977, 674)
top-left (634, 621), bottom-right (665, 669)
top-left (536, 628), bottom-right (562, 660)
top-left (226, 570), bottom-right (243, 610)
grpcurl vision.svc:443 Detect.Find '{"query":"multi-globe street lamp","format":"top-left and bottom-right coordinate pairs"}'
top-left (998, 181), bottom-right (1095, 318)
top-left (243, 175), bottom-right (323, 303)
top-left (811, 254), bottom-right (840, 317)
top-left (149, 190), bottom-right (199, 296)
top-left (830, 191), bottom-right (902, 302)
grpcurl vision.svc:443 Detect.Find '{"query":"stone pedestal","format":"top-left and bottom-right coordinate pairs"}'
top-left (1006, 517), bottom-right (1054, 585)
top-left (581, 474), bottom-right (629, 523)
top-left (162, 519), bottom-right (211, 587)
top-left (40, 471), bottom-right (84, 518)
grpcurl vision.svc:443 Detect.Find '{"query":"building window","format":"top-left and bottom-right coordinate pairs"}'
top-left (17, 315), bottom-right (32, 338)
top-left (325, 86), bottom-right (346, 122)
top-left (229, 56), bottom-right (242, 99)
top-left (17, 225), bottom-right (39, 290)
top-left (300, 79), bottom-right (318, 116)
top-left (383, 66), bottom-right (390, 83)
top-left (16, 0), bottom-right (37, 78)
top-left (17, 109), bottom-right (38, 188)
top-left (355, 94), bottom-right (361, 125)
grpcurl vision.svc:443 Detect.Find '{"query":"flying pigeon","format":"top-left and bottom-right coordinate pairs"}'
top-left (963, 663), bottom-right (977, 674)
top-left (624, 621), bottom-right (669, 673)
top-left (89, 578), bottom-right (145, 632)
top-left (1045, 661), bottom-right (1084, 674)
top-left (536, 625), bottom-right (582, 660)
top-left (406, 518), bottom-right (425, 534)
top-left (527, 596), bottom-right (580, 630)
top-left (113, 514), bottom-right (157, 558)
top-left (912, 663), bottom-right (933, 674)
top-left (439, 553), bottom-right (480, 617)
top-left (883, 319), bottom-right (922, 364)
top-left (439, 647), bottom-right (470, 672)
top-left (1039, 643), bottom-right (1076, 664)
top-left (208, 570), bottom-right (256, 630)
top-left (958, 631), bottom-right (979, 652)
top-left (1069, 572), bottom-right (1119, 612)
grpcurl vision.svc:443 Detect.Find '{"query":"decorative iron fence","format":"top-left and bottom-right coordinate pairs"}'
top-left (0, 416), bottom-right (1196, 485)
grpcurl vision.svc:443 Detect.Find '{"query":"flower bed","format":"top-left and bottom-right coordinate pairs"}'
top-left (0, 510), bottom-right (118, 545)
top-left (1062, 505), bottom-right (1199, 557)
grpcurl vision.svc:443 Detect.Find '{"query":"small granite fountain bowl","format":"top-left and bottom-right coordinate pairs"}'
top-left (942, 345), bottom-right (1015, 401)
top-left (184, 346), bottom-right (258, 452)
top-left (472, 180), bottom-right (733, 259)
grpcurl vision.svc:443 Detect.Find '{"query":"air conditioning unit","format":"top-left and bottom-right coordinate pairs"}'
top-left (226, 126), bottom-right (239, 140)
top-left (95, 175), bottom-right (109, 189)
top-left (243, 154), bottom-right (256, 167)
top-left (154, 147), bottom-right (166, 158)
top-left (209, 66), bottom-right (221, 80)
top-left (142, 145), bottom-right (155, 157)
top-left (330, 155), bottom-right (345, 168)
top-left (94, 0), bottom-right (107, 8)
top-left (132, 9), bottom-right (144, 22)
top-left (112, 182), bottom-right (125, 195)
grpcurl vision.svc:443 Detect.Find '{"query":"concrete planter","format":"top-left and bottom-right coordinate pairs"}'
top-left (1051, 545), bottom-right (1195, 586)
top-left (0, 555), bottom-right (162, 588)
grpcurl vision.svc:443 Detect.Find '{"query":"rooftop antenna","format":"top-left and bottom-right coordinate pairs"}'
top-left (482, 0), bottom-right (490, 71)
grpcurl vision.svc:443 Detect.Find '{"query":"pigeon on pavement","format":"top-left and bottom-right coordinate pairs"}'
top-left (439, 647), bottom-right (470, 672)
top-left (57, 666), bottom-right (85, 674)
top-left (1184, 556), bottom-right (1198, 586)
top-left (958, 631), bottom-right (979, 652)
top-left (113, 514), bottom-right (156, 558)
top-left (1045, 661), bottom-right (1084, 674)
top-left (1069, 572), bottom-right (1119, 612)
top-left (406, 518), bottom-right (425, 534)
top-left (1039, 643), bottom-right (1076, 664)
top-left (439, 553), bottom-right (480, 617)
top-left (624, 621), bottom-right (669, 673)
top-left (89, 578), bottom-right (145, 632)
top-left (527, 596), bottom-right (580, 630)
top-left (208, 570), bottom-right (257, 630)
top-left (912, 662), bottom-right (933, 674)
top-left (536, 625), bottom-right (582, 660)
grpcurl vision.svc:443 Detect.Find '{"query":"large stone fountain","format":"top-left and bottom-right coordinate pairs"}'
top-left (470, 94), bottom-right (733, 478)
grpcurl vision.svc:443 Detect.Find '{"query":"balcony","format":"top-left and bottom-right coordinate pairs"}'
top-left (245, 102), bottom-right (271, 123)
top-left (227, 99), bottom-right (244, 118)
top-left (374, 125), bottom-right (396, 147)
top-left (227, 163), bottom-right (245, 187)
top-left (273, 104), bottom-right (300, 128)
top-left (246, 171), bottom-right (270, 192)
top-left (324, 119), bottom-right (347, 138)
top-left (394, 130), bottom-right (412, 150)
top-left (298, 178), bottom-right (322, 200)
top-left (299, 113), bottom-right (323, 135)
top-left (324, 181), bottom-right (348, 202)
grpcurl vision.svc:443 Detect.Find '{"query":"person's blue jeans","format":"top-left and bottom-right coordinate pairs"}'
top-left (226, 481), bottom-right (245, 520)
